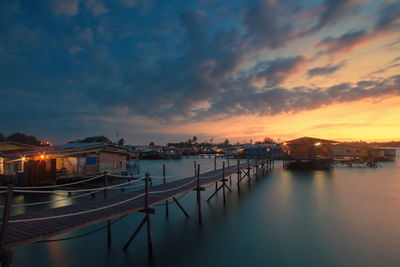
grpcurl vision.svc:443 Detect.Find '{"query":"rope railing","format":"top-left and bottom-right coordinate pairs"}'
top-left (10, 176), bottom-right (147, 195)
top-left (150, 166), bottom-right (223, 180)
top-left (13, 187), bottom-right (107, 194)
top-left (9, 192), bottom-right (146, 223)
top-left (9, 189), bottom-right (105, 208)
top-left (108, 174), bottom-right (139, 179)
top-left (0, 178), bottom-right (146, 208)
top-left (3, 158), bottom-right (272, 224)
top-left (107, 182), bottom-right (146, 190)
top-left (0, 171), bottom-right (143, 191)
top-left (0, 174), bottom-right (106, 190)
top-left (149, 178), bottom-right (198, 194)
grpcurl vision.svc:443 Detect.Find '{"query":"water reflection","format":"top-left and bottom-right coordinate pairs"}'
top-left (9, 158), bottom-right (400, 267)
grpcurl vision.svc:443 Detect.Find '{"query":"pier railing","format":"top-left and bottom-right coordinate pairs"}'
top-left (0, 156), bottom-right (274, 266)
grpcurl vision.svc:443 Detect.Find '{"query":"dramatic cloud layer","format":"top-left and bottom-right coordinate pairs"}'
top-left (0, 0), bottom-right (399, 143)
top-left (308, 61), bottom-right (345, 78)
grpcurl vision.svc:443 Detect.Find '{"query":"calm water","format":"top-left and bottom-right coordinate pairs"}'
top-left (10, 155), bottom-right (400, 267)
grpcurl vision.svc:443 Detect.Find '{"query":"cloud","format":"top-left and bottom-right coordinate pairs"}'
top-left (312, 122), bottom-right (369, 129)
top-left (1, 0), bottom-right (399, 144)
top-left (392, 56), bottom-right (400, 63)
top-left (374, 1), bottom-right (400, 31)
top-left (317, 30), bottom-right (370, 55)
top-left (306, 0), bottom-right (366, 34)
top-left (247, 56), bottom-right (308, 88)
top-left (364, 63), bottom-right (400, 77)
top-left (243, 0), bottom-right (296, 49)
top-left (199, 74), bottom-right (400, 119)
top-left (68, 46), bottom-right (84, 54)
top-left (317, 1), bottom-right (400, 56)
top-left (85, 0), bottom-right (108, 15)
top-left (307, 61), bottom-right (345, 78)
top-left (115, 0), bottom-right (154, 12)
top-left (49, 0), bottom-right (79, 16)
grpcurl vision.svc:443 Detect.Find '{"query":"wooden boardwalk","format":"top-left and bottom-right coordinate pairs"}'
top-left (0, 158), bottom-right (273, 265)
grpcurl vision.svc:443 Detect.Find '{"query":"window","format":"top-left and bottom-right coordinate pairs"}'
top-left (86, 157), bottom-right (97, 165)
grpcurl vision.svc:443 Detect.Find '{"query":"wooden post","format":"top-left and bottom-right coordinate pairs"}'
top-left (193, 161), bottom-right (197, 176)
top-left (197, 164), bottom-right (202, 223)
top-left (255, 158), bottom-right (258, 180)
top-left (213, 155), bottom-right (218, 191)
top-left (247, 158), bottom-right (251, 185)
top-left (222, 161), bottom-right (226, 205)
top-left (145, 173), bottom-right (153, 260)
top-left (104, 173), bottom-right (112, 248)
top-left (227, 158), bottom-right (232, 185)
top-left (236, 158), bottom-right (241, 185)
top-left (163, 165), bottom-right (168, 218)
top-left (0, 184), bottom-right (14, 267)
top-left (262, 158), bottom-right (265, 175)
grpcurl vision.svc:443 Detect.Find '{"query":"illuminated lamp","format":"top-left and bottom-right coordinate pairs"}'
top-left (315, 142), bottom-right (321, 146)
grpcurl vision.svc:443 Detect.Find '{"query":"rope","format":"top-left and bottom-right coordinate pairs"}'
top-left (13, 187), bottom-right (107, 194)
top-left (108, 183), bottom-right (145, 190)
top-left (108, 174), bottom-right (138, 179)
top-left (9, 189), bottom-right (105, 208)
top-left (11, 177), bottom-right (146, 194)
top-left (9, 193), bottom-right (146, 223)
top-left (1, 174), bottom-right (106, 190)
top-left (36, 215), bottom-right (128, 243)
top-left (1, 178), bottom-right (147, 208)
top-left (105, 178), bottom-right (145, 189)
top-left (149, 178), bottom-right (198, 194)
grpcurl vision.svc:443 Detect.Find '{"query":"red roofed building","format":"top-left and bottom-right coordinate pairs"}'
top-left (283, 137), bottom-right (337, 159)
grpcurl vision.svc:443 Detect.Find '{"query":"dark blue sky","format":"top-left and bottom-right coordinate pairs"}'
top-left (1, 0), bottom-right (399, 144)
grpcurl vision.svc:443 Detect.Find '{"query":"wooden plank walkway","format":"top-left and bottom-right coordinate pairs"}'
top-left (2, 159), bottom-right (271, 250)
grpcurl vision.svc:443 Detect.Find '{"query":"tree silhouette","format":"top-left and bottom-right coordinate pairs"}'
top-left (69, 136), bottom-right (112, 144)
top-left (117, 138), bottom-right (125, 146)
top-left (6, 132), bottom-right (41, 145)
top-left (263, 137), bottom-right (276, 144)
top-left (192, 136), bottom-right (198, 144)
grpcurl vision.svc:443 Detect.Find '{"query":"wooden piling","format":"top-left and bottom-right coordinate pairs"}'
top-left (196, 164), bottom-right (202, 223)
top-left (255, 158), bottom-right (258, 180)
top-left (145, 173), bottom-right (153, 260)
top-left (0, 184), bottom-right (14, 267)
top-left (163, 164), bottom-right (169, 218)
top-left (247, 158), bottom-right (251, 185)
top-left (214, 156), bottom-right (218, 191)
top-left (104, 173), bottom-right (112, 248)
top-left (222, 161), bottom-right (226, 205)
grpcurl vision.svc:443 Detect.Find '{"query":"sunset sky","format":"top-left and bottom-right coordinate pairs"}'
top-left (0, 0), bottom-right (399, 144)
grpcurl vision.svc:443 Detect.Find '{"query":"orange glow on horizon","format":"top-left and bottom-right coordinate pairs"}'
top-left (157, 95), bottom-right (400, 143)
